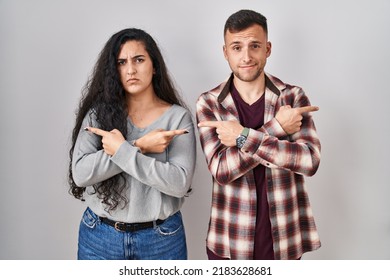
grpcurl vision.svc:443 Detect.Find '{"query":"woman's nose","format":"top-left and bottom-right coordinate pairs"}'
top-left (127, 64), bottom-right (137, 75)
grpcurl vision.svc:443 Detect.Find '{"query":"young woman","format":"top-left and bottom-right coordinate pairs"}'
top-left (68, 28), bottom-right (196, 260)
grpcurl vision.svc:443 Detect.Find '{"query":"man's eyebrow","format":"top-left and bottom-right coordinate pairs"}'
top-left (229, 41), bottom-right (242, 46)
top-left (228, 40), bottom-right (262, 46)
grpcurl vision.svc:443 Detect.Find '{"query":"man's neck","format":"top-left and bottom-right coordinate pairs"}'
top-left (233, 73), bottom-right (266, 105)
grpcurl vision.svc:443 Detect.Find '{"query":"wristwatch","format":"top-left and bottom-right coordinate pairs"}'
top-left (236, 127), bottom-right (249, 149)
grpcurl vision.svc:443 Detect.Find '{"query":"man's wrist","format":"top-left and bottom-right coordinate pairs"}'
top-left (236, 127), bottom-right (249, 148)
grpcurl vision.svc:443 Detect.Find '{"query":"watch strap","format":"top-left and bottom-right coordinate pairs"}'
top-left (241, 127), bottom-right (249, 137)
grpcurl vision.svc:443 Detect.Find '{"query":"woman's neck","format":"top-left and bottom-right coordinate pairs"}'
top-left (127, 92), bottom-right (171, 128)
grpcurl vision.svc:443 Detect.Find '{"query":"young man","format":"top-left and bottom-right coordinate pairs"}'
top-left (196, 10), bottom-right (321, 260)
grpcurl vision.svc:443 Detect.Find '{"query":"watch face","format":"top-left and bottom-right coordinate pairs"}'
top-left (236, 135), bottom-right (247, 148)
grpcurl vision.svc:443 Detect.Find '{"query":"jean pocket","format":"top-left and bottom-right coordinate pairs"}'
top-left (81, 207), bottom-right (98, 229)
top-left (156, 211), bottom-right (183, 236)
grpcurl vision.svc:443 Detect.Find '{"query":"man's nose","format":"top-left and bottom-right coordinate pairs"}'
top-left (242, 48), bottom-right (252, 63)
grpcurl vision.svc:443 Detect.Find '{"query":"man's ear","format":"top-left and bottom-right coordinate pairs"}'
top-left (266, 41), bottom-right (272, 58)
top-left (223, 45), bottom-right (228, 60)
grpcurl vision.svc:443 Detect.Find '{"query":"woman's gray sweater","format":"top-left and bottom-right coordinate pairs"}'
top-left (72, 105), bottom-right (196, 223)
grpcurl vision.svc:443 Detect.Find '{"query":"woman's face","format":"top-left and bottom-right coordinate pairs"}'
top-left (117, 40), bottom-right (155, 96)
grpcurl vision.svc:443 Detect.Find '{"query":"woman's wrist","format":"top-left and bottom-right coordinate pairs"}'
top-left (131, 139), bottom-right (146, 153)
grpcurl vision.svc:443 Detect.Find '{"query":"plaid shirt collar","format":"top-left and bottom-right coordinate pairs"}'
top-left (217, 73), bottom-right (285, 104)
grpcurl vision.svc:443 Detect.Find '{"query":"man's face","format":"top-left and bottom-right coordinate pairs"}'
top-left (223, 24), bottom-right (271, 83)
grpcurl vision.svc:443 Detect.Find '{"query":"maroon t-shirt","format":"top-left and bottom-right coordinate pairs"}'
top-left (207, 82), bottom-right (274, 260)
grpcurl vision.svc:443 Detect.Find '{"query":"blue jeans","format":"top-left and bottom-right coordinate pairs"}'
top-left (77, 207), bottom-right (187, 260)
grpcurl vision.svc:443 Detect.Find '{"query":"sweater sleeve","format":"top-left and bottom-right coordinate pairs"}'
top-left (110, 109), bottom-right (196, 198)
top-left (71, 113), bottom-right (123, 187)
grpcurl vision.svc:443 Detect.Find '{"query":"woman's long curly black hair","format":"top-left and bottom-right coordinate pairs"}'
top-left (68, 28), bottom-right (187, 211)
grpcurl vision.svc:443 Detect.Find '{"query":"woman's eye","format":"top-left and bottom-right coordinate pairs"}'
top-left (117, 60), bottom-right (126, 65)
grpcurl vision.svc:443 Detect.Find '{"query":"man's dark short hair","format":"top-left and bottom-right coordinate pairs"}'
top-left (224, 9), bottom-right (268, 36)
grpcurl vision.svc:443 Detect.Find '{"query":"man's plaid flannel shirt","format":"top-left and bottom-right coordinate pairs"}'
top-left (196, 73), bottom-right (321, 260)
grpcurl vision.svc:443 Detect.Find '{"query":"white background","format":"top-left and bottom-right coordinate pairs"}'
top-left (1, 0), bottom-right (389, 260)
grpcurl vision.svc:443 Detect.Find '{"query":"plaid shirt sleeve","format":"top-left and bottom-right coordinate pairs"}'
top-left (196, 85), bottom-right (321, 184)
top-left (196, 90), bottom-right (261, 186)
top-left (242, 87), bottom-right (321, 177)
